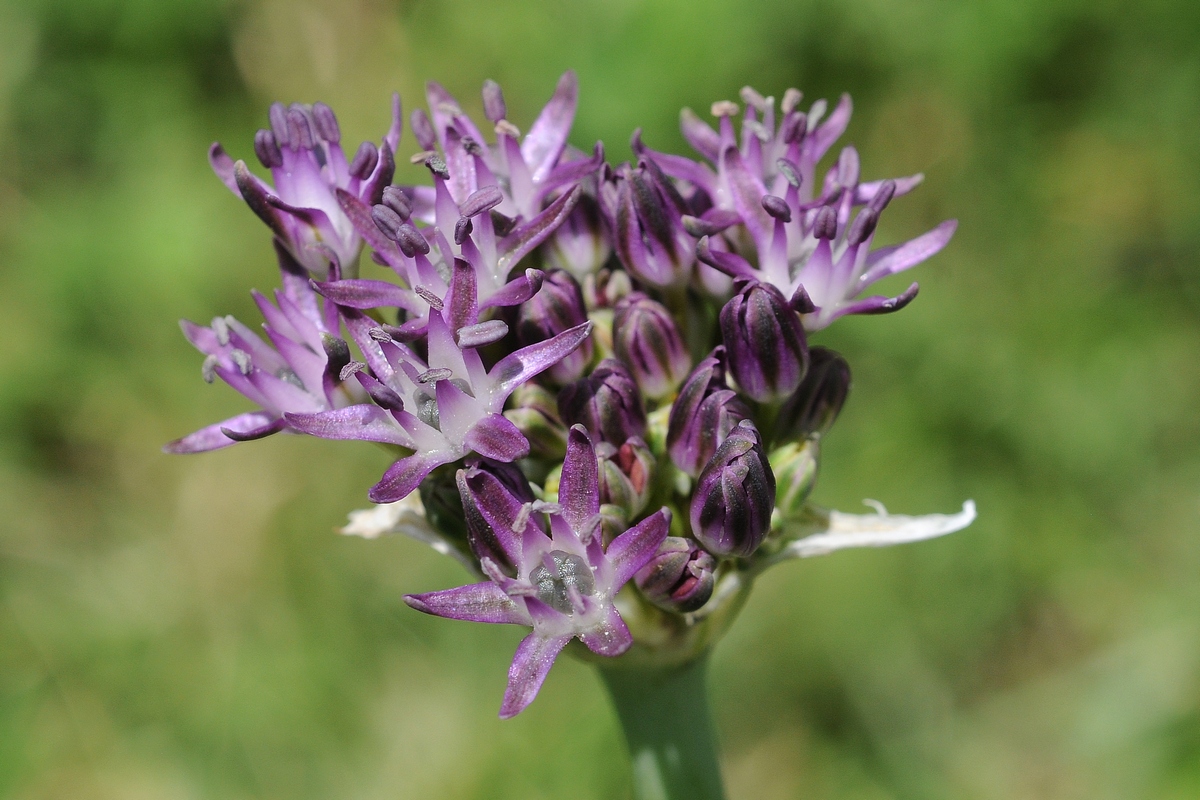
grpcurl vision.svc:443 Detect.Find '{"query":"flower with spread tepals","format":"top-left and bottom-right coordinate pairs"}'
top-left (210, 97), bottom-right (402, 279)
top-left (404, 426), bottom-right (670, 717)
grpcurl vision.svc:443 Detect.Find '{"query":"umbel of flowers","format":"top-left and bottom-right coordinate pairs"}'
top-left (167, 75), bottom-right (975, 728)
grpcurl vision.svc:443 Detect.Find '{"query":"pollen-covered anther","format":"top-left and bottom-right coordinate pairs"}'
top-left (530, 550), bottom-right (595, 614)
top-left (417, 368), bottom-right (453, 384)
top-left (425, 154), bottom-right (451, 179)
top-left (494, 119), bottom-right (521, 139)
top-left (201, 355), bottom-right (219, 384)
top-left (711, 100), bottom-right (739, 118)
top-left (415, 286), bottom-right (444, 310)
top-left (229, 349), bottom-right (253, 376)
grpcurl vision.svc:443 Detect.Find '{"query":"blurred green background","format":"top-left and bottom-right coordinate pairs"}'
top-left (1, 0), bottom-right (1199, 797)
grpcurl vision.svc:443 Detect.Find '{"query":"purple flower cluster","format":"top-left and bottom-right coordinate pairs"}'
top-left (168, 75), bottom-right (956, 716)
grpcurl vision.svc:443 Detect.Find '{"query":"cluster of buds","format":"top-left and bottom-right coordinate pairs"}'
top-left (168, 74), bottom-right (975, 717)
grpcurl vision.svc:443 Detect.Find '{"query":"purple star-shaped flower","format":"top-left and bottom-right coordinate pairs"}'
top-left (405, 426), bottom-right (670, 718)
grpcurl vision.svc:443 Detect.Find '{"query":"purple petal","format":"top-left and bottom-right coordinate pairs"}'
top-left (559, 425), bottom-right (600, 534)
top-left (233, 161), bottom-right (288, 242)
top-left (809, 93), bottom-right (853, 163)
top-left (498, 186), bottom-right (581, 272)
top-left (480, 269), bottom-right (544, 310)
top-left (499, 633), bottom-right (572, 719)
top-left (208, 143), bottom-right (240, 195)
top-left (835, 282), bottom-right (920, 318)
top-left (163, 410), bottom-right (278, 454)
top-left (521, 71), bottom-right (578, 184)
top-left (606, 508), bottom-right (672, 588)
top-left (369, 452), bottom-right (449, 503)
top-left (862, 220), bottom-right (957, 285)
top-left (464, 414), bottom-right (530, 462)
top-left (487, 321), bottom-right (592, 403)
top-left (404, 582), bottom-right (529, 625)
top-left (312, 278), bottom-right (410, 309)
top-left (854, 174), bottom-right (924, 204)
top-left (445, 258), bottom-right (479, 332)
top-left (680, 108), bottom-right (721, 162)
top-left (721, 146), bottom-right (772, 251)
top-left (284, 405), bottom-right (411, 446)
top-left (578, 605), bottom-right (633, 657)
top-left (458, 467), bottom-right (529, 566)
top-left (220, 416), bottom-right (287, 442)
top-left (696, 236), bottom-right (756, 280)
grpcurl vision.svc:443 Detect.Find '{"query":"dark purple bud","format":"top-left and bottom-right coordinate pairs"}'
top-left (349, 141), bottom-right (379, 179)
top-left (460, 185), bottom-right (504, 218)
top-left (667, 349), bottom-right (751, 478)
top-left (596, 437), bottom-right (654, 518)
top-left (287, 107), bottom-right (315, 150)
top-left (516, 270), bottom-right (592, 386)
top-left (482, 79), bottom-right (507, 121)
top-left (776, 158), bottom-right (802, 189)
top-left (612, 292), bottom-right (691, 400)
top-left (311, 102), bottom-right (341, 143)
top-left (558, 359), bottom-right (646, 445)
top-left (268, 102), bottom-right (290, 145)
top-left (505, 383), bottom-right (568, 460)
top-left (634, 537), bottom-right (716, 613)
top-left (719, 281), bottom-right (809, 403)
top-left (454, 216), bottom-right (473, 245)
top-left (254, 129), bottom-right (283, 169)
top-left (813, 206), bottom-right (838, 240)
top-left (690, 421), bottom-right (775, 557)
top-left (410, 109), bottom-right (437, 151)
top-left (761, 194), bottom-right (792, 223)
top-left (381, 185), bottom-right (412, 220)
top-left (846, 208), bottom-right (879, 246)
top-left (372, 204), bottom-right (405, 241)
top-left (775, 347), bottom-right (850, 441)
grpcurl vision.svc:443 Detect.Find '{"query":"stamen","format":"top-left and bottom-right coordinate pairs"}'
top-left (339, 361), bottom-right (366, 382)
top-left (813, 206), bottom-right (838, 240)
top-left (460, 185), bottom-right (504, 218)
top-left (846, 208), bottom-right (879, 246)
top-left (781, 88), bottom-right (803, 114)
top-left (456, 320), bottom-right (509, 349)
top-left (417, 368), bottom-right (453, 384)
top-left (229, 349), bottom-right (253, 375)
top-left (268, 102), bottom-right (290, 146)
top-left (776, 158), bottom-right (802, 189)
top-left (425, 154), bottom-right (450, 180)
top-left (311, 102), bottom-right (341, 143)
top-left (368, 327), bottom-right (394, 343)
top-left (201, 354), bottom-right (218, 383)
top-left (415, 286), bottom-right (444, 310)
top-left (761, 194), bottom-right (792, 223)
top-left (253, 129), bottom-right (283, 169)
top-left (739, 86), bottom-right (768, 112)
top-left (211, 316), bottom-right (231, 347)
top-left (287, 107), bottom-right (315, 150)
top-left (494, 119), bottom-right (520, 139)
top-left (711, 100), bottom-right (739, 118)
top-left (511, 502), bottom-right (533, 534)
top-left (382, 186), bottom-right (412, 220)
top-left (869, 179), bottom-right (897, 213)
top-left (349, 141), bottom-right (379, 179)
top-left (395, 223), bottom-right (431, 258)
top-left (454, 216), bottom-right (473, 245)
top-left (371, 205), bottom-right (405, 242)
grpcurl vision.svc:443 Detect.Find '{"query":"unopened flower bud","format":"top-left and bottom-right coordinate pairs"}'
top-left (612, 293), bottom-right (691, 400)
top-left (719, 281), bottom-right (809, 403)
top-left (544, 193), bottom-right (612, 281)
top-left (667, 347), bottom-right (751, 477)
top-left (690, 421), bottom-right (775, 557)
top-left (634, 537), bottom-right (716, 613)
top-left (504, 383), bottom-right (568, 461)
top-left (770, 440), bottom-right (820, 519)
top-left (596, 437), bottom-right (654, 518)
top-left (558, 358), bottom-right (646, 444)
top-left (775, 347), bottom-right (851, 441)
top-left (583, 267), bottom-right (633, 311)
top-left (516, 270), bottom-right (593, 386)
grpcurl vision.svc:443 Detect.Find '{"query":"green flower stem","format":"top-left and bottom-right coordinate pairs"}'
top-left (599, 654), bottom-right (726, 800)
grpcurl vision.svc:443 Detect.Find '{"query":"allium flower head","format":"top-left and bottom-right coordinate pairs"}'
top-left (209, 98), bottom-right (401, 278)
top-left (405, 426), bottom-right (671, 717)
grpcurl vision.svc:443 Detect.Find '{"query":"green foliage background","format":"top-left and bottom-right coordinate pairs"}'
top-left (1, 0), bottom-right (1199, 797)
